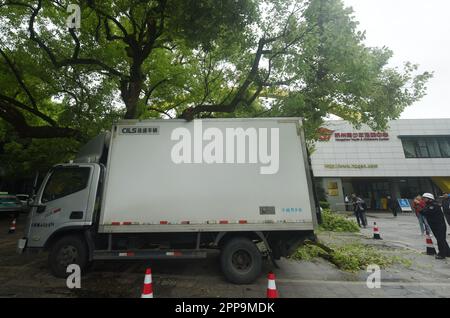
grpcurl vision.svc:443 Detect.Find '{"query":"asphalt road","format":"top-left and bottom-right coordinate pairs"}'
top-left (0, 212), bottom-right (449, 298)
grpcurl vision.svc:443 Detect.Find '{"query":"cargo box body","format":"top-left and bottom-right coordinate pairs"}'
top-left (98, 118), bottom-right (316, 233)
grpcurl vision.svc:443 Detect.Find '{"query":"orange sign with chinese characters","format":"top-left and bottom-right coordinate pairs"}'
top-left (335, 132), bottom-right (389, 141)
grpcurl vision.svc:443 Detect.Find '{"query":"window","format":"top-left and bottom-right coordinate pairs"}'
top-left (440, 139), bottom-right (450, 157)
top-left (42, 167), bottom-right (90, 203)
top-left (417, 139), bottom-right (430, 158)
top-left (427, 139), bottom-right (442, 158)
top-left (402, 140), bottom-right (416, 158)
top-left (401, 136), bottom-right (450, 158)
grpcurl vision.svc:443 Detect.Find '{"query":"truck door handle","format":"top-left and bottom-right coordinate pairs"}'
top-left (70, 211), bottom-right (84, 220)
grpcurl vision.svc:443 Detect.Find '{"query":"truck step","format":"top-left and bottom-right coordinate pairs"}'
top-left (93, 249), bottom-right (207, 260)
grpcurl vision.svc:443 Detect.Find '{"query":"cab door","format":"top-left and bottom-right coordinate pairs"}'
top-left (27, 164), bottom-right (101, 248)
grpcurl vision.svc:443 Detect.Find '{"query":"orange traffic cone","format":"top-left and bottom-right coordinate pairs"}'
top-left (373, 222), bottom-right (382, 240)
top-left (425, 231), bottom-right (437, 256)
top-left (141, 268), bottom-right (154, 298)
top-left (8, 218), bottom-right (16, 234)
top-left (266, 272), bottom-right (278, 298)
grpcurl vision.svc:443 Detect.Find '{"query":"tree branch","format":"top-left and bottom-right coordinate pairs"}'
top-left (144, 78), bottom-right (168, 105)
top-left (103, 17), bottom-right (125, 41)
top-left (180, 37), bottom-right (267, 120)
top-left (147, 106), bottom-right (173, 119)
top-left (20, 0), bottom-right (126, 78)
top-left (86, 0), bottom-right (129, 38)
top-left (0, 102), bottom-right (82, 139)
top-left (0, 47), bottom-right (37, 109)
top-left (69, 28), bottom-right (81, 59)
top-left (141, 0), bottom-right (167, 58)
top-left (0, 93), bottom-right (57, 126)
top-left (0, 0), bottom-right (33, 10)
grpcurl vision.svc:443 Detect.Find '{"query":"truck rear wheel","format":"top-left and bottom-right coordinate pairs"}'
top-left (48, 235), bottom-right (88, 278)
top-left (220, 237), bottom-right (262, 284)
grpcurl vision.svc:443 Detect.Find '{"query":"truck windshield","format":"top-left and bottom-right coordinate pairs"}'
top-left (41, 167), bottom-right (90, 203)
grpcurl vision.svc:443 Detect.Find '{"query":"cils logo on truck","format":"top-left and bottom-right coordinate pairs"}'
top-left (170, 120), bottom-right (279, 175)
top-left (120, 126), bottom-right (159, 135)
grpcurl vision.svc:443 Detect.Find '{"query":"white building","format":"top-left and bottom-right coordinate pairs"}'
top-left (311, 119), bottom-right (450, 211)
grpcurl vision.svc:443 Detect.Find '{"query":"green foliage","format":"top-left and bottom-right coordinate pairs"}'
top-left (0, 0), bottom-right (257, 130)
top-left (0, 122), bottom-right (80, 177)
top-left (331, 244), bottom-right (394, 272)
top-left (292, 242), bottom-right (401, 273)
top-left (291, 243), bottom-right (328, 261)
top-left (320, 209), bottom-right (360, 232)
top-left (0, 138), bottom-right (79, 177)
top-left (0, 0), bottom-right (431, 133)
top-left (319, 201), bottom-right (330, 209)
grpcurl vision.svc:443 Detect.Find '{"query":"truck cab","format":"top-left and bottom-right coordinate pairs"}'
top-left (18, 133), bottom-right (108, 276)
top-left (23, 163), bottom-right (101, 249)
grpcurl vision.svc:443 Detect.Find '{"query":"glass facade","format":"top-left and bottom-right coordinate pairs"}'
top-left (401, 136), bottom-right (450, 158)
top-left (341, 177), bottom-right (436, 211)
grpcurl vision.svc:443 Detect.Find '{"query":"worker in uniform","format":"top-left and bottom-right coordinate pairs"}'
top-left (421, 193), bottom-right (450, 259)
top-left (352, 194), bottom-right (367, 228)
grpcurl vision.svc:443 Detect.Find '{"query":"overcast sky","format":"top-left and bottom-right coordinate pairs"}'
top-left (342, 0), bottom-right (450, 119)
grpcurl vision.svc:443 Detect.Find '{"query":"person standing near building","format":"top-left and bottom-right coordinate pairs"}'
top-left (440, 192), bottom-right (450, 227)
top-left (352, 194), bottom-right (367, 228)
top-left (421, 193), bottom-right (450, 259)
top-left (412, 195), bottom-right (430, 235)
top-left (344, 195), bottom-right (350, 211)
top-left (387, 195), bottom-right (397, 217)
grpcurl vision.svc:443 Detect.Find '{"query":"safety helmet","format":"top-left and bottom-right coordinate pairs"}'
top-left (422, 193), bottom-right (435, 200)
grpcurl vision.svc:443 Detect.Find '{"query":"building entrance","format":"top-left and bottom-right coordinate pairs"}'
top-left (345, 179), bottom-right (390, 210)
top-left (342, 177), bottom-right (437, 211)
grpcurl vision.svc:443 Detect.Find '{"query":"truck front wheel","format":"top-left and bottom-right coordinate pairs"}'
top-left (48, 235), bottom-right (88, 278)
top-left (220, 237), bottom-right (262, 284)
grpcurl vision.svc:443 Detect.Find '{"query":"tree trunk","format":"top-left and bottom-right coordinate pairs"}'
top-left (122, 59), bottom-right (144, 119)
top-left (123, 81), bottom-right (143, 119)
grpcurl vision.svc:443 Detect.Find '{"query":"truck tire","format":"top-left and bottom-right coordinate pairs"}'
top-left (48, 235), bottom-right (88, 278)
top-left (220, 237), bottom-right (262, 284)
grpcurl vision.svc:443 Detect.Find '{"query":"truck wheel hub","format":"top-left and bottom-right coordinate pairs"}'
top-left (57, 246), bottom-right (78, 266)
top-left (232, 250), bottom-right (252, 271)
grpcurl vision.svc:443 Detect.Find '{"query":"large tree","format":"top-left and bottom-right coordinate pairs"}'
top-left (0, 0), bottom-right (431, 143)
top-left (0, 0), bottom-right (257, 138)
top-left (266, 0), bottom-right (432, 140)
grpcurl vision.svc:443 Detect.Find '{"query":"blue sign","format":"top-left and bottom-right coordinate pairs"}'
top-left (397, 199), bottom-right (412, 212)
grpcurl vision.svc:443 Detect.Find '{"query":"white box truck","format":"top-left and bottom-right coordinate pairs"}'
top-left (18, 118), bottom-right (317, 284)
